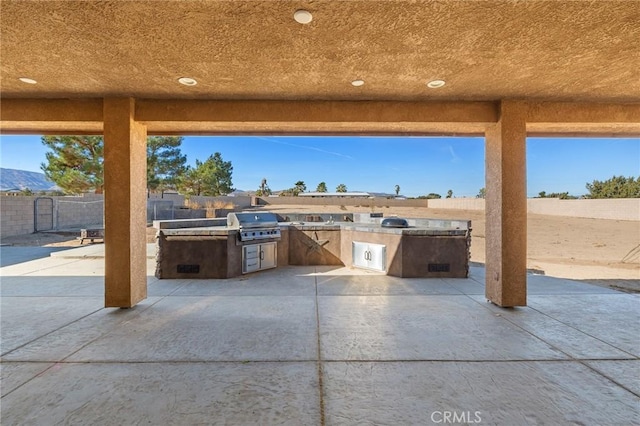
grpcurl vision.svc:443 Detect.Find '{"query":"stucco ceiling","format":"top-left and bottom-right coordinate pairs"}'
top-left (1, 0), bottom-right (639, 103)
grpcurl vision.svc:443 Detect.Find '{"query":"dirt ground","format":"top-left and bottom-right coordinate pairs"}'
top-left (2, 205), bottom-right (638, 290)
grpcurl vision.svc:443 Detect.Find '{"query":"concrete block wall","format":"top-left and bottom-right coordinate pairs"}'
top-left (264, 196), bottom-right (639, 221)
top-left (1, 194), bottom-right (255, 238)
top-left (55, 196), bottom-right (104, 229)
top-left (427, 198), bottom-right (485, 210)
top-left (148, 193), bottom-right (184, 204)
top-left (422, 197), bottom-right (639, 221)
top-left (187, 195), bottom-right (252, 209)
top-left (1, 196), bottom-right (36, 237)
top-left (148, 193), bottom-right (252, 209)
top-left (4, 194), bottom-right (637, 239)
top-left (259, 196), bottom-right (429, 208)
top-left (526, 198), bottom-right (640, 221)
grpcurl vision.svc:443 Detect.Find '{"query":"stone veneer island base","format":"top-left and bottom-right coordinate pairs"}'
top-left (155, 213), bottom-right (471, 280)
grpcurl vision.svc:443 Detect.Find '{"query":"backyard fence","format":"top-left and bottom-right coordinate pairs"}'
top-left (2, 194), bottom-right (637, 238)
top-left (1, 194), bottom-right (253, 238)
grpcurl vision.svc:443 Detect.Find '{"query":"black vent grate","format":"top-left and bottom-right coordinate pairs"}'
top-left (177, 264), bottom-right (200, 274)
top-left (428, 263), bottom-right (450, 272)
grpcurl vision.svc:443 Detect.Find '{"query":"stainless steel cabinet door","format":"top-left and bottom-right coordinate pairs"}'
top-left (352, 241), bottom-right (386, 272)
top-left (259, 242), bottom-right (277, 270)
top-left (352, 241), bottom-right (369, 269)
top-left (367, 243), bottom-right (386, 271)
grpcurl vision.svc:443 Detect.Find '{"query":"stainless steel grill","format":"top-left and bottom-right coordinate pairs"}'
top-left (227, 212), bottom-right (281, 242)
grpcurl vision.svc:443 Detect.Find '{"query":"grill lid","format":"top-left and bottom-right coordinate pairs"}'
top-left (381, 217), bottom-right (409, 228)
top-left (227, 212), bottom-right (278, 229)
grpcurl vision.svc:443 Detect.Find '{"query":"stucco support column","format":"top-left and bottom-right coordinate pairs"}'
top-left (485, 100), bottom-right (527, 307)
top-left (103, 98), bottom-right (148, 308)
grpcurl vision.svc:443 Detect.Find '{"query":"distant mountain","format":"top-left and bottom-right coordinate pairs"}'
top-left (0, 168), bottom-right (59, 191)
top-left (229, 189), bottom-right (253, 197)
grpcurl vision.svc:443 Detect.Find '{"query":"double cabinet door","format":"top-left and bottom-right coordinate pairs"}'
top-left (352, 241), bottom-right (386, 272)
top-left (243, 242), bottom-right (277, 274)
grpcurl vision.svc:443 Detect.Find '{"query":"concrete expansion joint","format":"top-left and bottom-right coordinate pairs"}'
top-left (526, 304), bottom-right (639, 359)
top-left (318, 358), bottom-right (637, 363)
top-left (465, 292), bottom-right (640, 398)
top-left (313, 266), bottom-right (327, 426)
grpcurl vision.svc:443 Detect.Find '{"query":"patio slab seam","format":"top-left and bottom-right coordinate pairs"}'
top-left (0, 303), bottom-right (104, 358)
top-left (0, 288), bottom-right (187, 395)
top-left (1, 258), bottom-right (89, 276)
top-left (462, 293), bottom-right (640, 398)
top-left (313, 267), bottom-right (326, 426)
top-left (526, 302), bottom-right (639, 359)
top-left (0, 296), bottom-right (175, 399)
top-left (465, 293), bottom-right (638, 358)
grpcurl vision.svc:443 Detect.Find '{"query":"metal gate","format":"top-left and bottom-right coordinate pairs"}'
top-left (34, 197), bottom-right (54, 232)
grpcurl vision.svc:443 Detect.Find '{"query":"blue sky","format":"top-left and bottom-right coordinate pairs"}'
top-left (0, 134), bottom-right (638, 198)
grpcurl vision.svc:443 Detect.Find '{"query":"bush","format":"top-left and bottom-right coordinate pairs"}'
top-left (586, 175), bottom-right (640, 198)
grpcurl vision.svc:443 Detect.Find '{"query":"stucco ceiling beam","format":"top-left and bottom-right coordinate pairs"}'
top-left (526, 102), bottom-right (640, 136)
top-left (136, 100), bottom-right (498, 135)
top-left (527, 102), bottom-right (640, 123)
top-left (1, 98), bottom-right (639, 136)
top-left (0, 99), bottom-right (103, 134)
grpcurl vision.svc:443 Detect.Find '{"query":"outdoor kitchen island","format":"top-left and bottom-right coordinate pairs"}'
top-left (155, 212), bottom-right (471, 280)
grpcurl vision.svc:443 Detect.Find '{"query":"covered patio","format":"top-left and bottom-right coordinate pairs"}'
top-left (1, 246), bottom-right (638, 424)
top-left (1, 1), bottom-right (639, 424)
top-left (1, 0), bottom-right (639, 308)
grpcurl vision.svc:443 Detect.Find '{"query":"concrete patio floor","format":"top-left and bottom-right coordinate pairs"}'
top-left (1, 245), bottom-right (638, 425)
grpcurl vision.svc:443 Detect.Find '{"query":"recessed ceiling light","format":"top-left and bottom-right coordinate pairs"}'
top-left (294, 10), bottom-right (313, 24)
top-left (427, 79), bottom-right (446, 89)
top-left (351, 79), bottom-right (365, 87)
top-left (19, 77), bottom-right (37, 84)
top-left (178, 77), bottom-right (197, 86)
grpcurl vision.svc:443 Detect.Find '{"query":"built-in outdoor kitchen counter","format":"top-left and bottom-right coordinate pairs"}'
top-left (155, 218), bottom-right (243, 279)
top-left (154, 212), bottom-right (471, 279)
top-left (338, 215), bottom-right (472, 278)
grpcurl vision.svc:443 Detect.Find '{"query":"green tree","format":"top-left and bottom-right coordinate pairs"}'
top-left (537, 191), bottom-right (576, 200)
top-left (294, 180), bottom-right (306, 194)
top-left (395, 184), bottom-right (400, 196)
top-left (41, 135), bottom-right (187, 196)
top-left (256, 178), bottom-right (272, 196)
top-left (41, 136), bottom-right (104, 194)
top-left (446, 189), bottom-right (453, 198)
top-left (178, 153), bottom-right (234, 196)
top-left (147, 136), bottom-right (187, 197)
top-left (477, 187), bottom-right (486, 199)
top-left (336, 183), bottom-right (347, 193)
top-left (550, 192), bottom-right (576, 200)
top-left (425, 193), bottom-right (441, 199)
top-left (585, 175), bottom-right (640, 198)
top-left (316, 181), bottom-right (328, 193)
top-left (282, 180), bottom-right (307, 196)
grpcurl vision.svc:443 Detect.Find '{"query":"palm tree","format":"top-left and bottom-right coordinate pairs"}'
top-left (395, 184), bottom-right (400, 196)
top-left (336, 183), bottom-right (347, 193)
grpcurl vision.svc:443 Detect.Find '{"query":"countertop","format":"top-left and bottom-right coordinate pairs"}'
top-left (159, 221), bottom-right (470, 237)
